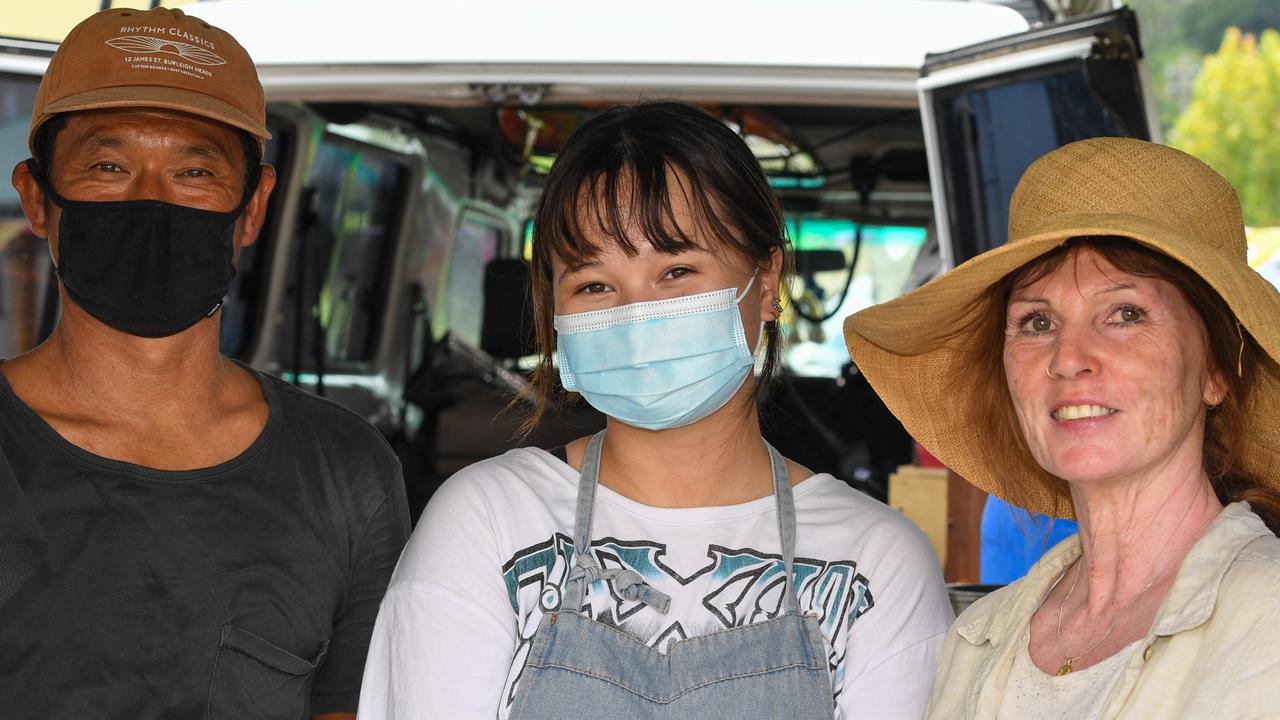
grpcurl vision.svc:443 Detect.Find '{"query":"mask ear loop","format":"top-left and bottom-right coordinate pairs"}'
top-left (732, 269), bottom-right (768, 355)
top-left (734, 269), bottom-right (761, 304)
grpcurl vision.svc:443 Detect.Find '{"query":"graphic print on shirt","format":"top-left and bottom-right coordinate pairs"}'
top-left (498, 533), bottom-right (874, 712)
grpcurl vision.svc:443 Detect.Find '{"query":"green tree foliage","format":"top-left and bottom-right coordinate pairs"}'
top-left (1125, 0), bottom-right (1278, 132)
top-left (1179, 0), bottom-right (1280, 54)
top-left (1171, 28), bottom-right (1280, 227)
top-left (1126, 0), bottom-right (1279, 55)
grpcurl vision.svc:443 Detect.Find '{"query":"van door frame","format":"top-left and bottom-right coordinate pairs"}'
top-left (917, 8), bottom-right (1158, 273)
top-left (431, 200), bottom-right (518, 348)
top-left (250, 113), bottom-right (425, 426)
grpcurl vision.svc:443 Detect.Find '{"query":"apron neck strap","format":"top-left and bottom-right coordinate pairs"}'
top-left (767, 442), bottom-right (801, 614)
top-left (563, 430), bottom-right (606, 611)
top-left (563, 431), bottom-right (800, 616)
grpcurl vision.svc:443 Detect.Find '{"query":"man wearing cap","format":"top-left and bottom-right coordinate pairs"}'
top-left (0, 8), bottom-right (408, 719)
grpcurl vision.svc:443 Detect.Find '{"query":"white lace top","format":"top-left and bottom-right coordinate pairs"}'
top-left (996, 626), bottom-right (1144, 720)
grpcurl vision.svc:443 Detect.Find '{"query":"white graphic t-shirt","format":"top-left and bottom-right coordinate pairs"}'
top-left (359, 447), bottom-right (953, 719)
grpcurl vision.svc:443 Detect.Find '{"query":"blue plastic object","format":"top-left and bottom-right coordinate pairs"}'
top-left (980, 495), bottom-right (1078, 584)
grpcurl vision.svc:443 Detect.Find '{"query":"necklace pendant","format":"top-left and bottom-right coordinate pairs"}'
top-left (1055, 661), bottom-right (1074, 676)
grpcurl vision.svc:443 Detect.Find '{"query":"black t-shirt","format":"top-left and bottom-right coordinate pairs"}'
top-left (0, 367), bottom-right (410, 718)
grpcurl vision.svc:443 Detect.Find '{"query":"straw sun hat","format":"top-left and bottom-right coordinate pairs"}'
top-left (843, 136), bottom-right (1280, 518)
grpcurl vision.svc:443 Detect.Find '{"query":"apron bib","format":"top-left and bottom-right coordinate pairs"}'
top-left (508, 431), bottom-right (834, 719)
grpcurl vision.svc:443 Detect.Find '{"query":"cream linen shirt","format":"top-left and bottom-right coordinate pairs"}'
top-left (925, 502), bottom-right (1280, 720)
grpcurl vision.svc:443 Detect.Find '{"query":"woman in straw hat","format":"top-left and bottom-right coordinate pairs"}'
top-left (844, 136), bottom-right (1280, 719)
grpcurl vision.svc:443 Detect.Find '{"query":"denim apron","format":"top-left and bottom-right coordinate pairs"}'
top-left (508, 431), bottom-right (834, 719)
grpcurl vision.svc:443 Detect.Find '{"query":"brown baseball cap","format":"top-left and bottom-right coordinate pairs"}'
top-left (28, 6), bottom-right (269, 154)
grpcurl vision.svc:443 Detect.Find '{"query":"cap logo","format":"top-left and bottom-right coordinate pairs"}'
top-left (105, 35), bottom-right (227, 66)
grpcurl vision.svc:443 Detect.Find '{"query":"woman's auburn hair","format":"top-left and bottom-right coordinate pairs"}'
top-left (964, 236), bottom-right (1280, 535)
top-left (517, 101), bottom-right (792, 438)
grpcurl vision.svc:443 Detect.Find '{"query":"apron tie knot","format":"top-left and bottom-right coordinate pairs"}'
top-left (609, 568), bottom-right (672, 614)
top-left (568, 562), bottom-right (672, 614)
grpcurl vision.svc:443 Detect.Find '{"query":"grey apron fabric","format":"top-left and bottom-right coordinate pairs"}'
top-left (508, 431), bottom-right (834, 719)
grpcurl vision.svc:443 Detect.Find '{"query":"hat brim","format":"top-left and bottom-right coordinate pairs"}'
top-left (844, 211), bottom-right (1280, 518)
top-left (29, 85), bottom-right (270, 154)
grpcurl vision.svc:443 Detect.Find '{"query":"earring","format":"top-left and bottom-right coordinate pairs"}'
top-left (772, 299), bottom-right (783, 314)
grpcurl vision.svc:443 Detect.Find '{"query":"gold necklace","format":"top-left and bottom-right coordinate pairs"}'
top-left (1053, 560), bottom-right (1150, 675)
top-left (1053, 512), bottom-right (1218, 676)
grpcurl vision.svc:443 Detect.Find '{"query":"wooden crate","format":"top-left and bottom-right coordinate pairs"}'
top-left (887, 465), bottom-right (949, 568)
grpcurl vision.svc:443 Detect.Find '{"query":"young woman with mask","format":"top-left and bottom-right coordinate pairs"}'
top-left (358, 102), bottom-right (953, 720)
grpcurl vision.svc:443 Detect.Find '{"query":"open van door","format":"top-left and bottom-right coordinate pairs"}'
top-left (916, 7), bottom-right (1155, 582)
top-left (919, 8), bottom-right (1156, 269)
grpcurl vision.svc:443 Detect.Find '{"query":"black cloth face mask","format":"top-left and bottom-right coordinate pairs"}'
top-left (28, 159), bottom-right (250, 338)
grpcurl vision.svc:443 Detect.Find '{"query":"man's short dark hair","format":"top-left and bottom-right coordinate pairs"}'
top-left (30, 113), bottom-right (264, 199)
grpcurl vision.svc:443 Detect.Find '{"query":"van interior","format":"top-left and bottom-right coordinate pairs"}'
top-left (269, 99), bottom-right (936, 518)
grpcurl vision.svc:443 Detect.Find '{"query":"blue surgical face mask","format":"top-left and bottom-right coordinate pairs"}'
top-left (554, 273), bottom-right (760, 430)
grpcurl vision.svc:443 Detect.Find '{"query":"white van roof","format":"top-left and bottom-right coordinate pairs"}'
top-left (190, 0), bottom-right (1030, 106)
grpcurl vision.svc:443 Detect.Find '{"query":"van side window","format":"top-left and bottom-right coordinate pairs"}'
top-left (785, 218), bottom-right (927, 378)
top-left (437, 212), bottom-right (506, 349)
top-left (0, 73), bottom-right (53, 360)
top-left (929, 63), bottom-right (1143, 262)
top-left (285, 136), bottom-right (408, 369)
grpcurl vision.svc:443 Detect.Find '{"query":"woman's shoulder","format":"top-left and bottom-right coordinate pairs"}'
top-left (947, 575), bottom-right (1044, 647)
top-left (793, 473), bottom-right (909, 524)
top-left (1219, 532), bottom-right (1280, 597)
top-left (409, 448), bottom-right (574, 544)
top-left (1205, 504), bottom-right (1280, 597)
top-left (1233, 528), bottom-right (1280, 561)
top-left (955, 581), bottom-right (1021, 622)
top-left (1174, 534), bottom-right (1280, 668)
top-left (794, 473), bottom-right (944, 565)
top-left (432, 446), bottom-right (575, 503)
top-left (392, 448), bottom-right (574, 586)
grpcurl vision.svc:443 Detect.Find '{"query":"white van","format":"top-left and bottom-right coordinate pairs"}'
top-left (0, 1), bottom-right (1154, 517)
